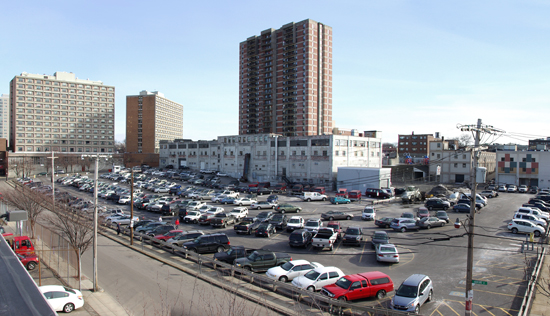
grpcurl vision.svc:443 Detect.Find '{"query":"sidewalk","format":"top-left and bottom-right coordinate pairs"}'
top-left (530, 254), bottom-right (550, 316)
top-left (4, 220), bottom-right (129, 316)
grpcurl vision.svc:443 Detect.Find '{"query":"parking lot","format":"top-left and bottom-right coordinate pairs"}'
top-left (53, 173), bottom-right (542, 315)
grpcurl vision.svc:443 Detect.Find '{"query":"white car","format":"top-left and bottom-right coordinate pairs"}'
top-left (229, 207), bottom-right (248, 220)
top-left (183, 211), bottom-right (201, 223)
top-left (39, 285), bottom-right (84, 313)
top-left (513, 213), bottom-right (547, 227)
top-left (266, 260), bottom-right (323, 282)
top-left (206, 207), bottom-right (225, 215)
top-left (508, 219), bottom-right (545, 237)
top-left (518, 185), bottom-right (529, 193)
top-left (362, 206), bottom-right (376, 221)
top-left (233, 198), bottom-right (257, 206)
top-left (376, 243), bottom-right (400, 263)
top-left (105, 214), bottom-right (125, 222)
top-left (291, 266), bottom-right (344, 292)
top-left (507, 185), bottom-right (518, 193)
top-left (216, 172), bottom-right (227, 177)
top-left (212, 194), bottom-right (227, 203)
top-left (118, 196), bottom-right (131, 204)
top-left (286, 216), bottom-right (305, 232)
top-left (111, 216), bottom-right (139, 226)
top-left (304, 219), bottom-right (322, 233)
top-left (250, 201), bottom-right (277, 210)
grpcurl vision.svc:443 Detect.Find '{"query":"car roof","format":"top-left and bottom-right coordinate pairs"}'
top-left (38, 285), bottom-right (69, 292)
top-left (373, 231), bottom-right (387, 235)
top-left (350, 271), bottom-right (391, 281)
top-left (403, 274), bottom-right (429, 286)
top-left (313, 266), bottom-right (342, 273)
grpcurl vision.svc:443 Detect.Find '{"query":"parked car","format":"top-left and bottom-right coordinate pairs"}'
top-left (234, 217), bottom-right (262, 235)
top-left (417, 217), bottom-right (447, 229)
top-left (507, 185), bottom-right (518, 193)
top-left (498, 185), bottom-right (508, 192)
top-left (480, 190), bottom-right (498, 198)
top-left (18, 253), bottom-right (39, 270)
top-left (286, 216), bottom-right (305, 232)
top-left (417, 207), bottom-right (430, 218)
top-left (266, 260), bottom-right (323, 282)
top-left (376, 244), bottom-right (400, 263)
top-left (167, 230), bottom-right (204, 247)
top-left (374, 217), bottom-right (394, 228)
top-left (321, 210), bottom-right (353, 221)
top-left (275, 203), bottom-right (302, 214)
top-left (424, 198), bottom-right (450, 211)
top-left (435, 211), bottom-right (449, 223)
top-left (371, 231), bottom-right (390, 249)
top-left (266, 194), bottom-right (279, 203)
top-left (365, 188), bottom-right (392, 199)
top-left (348, 190), bottom-right (362, 201)
top-left (251, 201), bottom-right (277, 210)
top-left (288, 229), bottom-right (314, 248)
top-left (213, 246), bottom-right (256, 264)
top-left (453, 203), bottom-right (472, 213)
top-left (255, 223), bottom-right (277, 237)
top-left (513, 213), bottom-right (547, 227)
top-left (304, 219), bottom-right (323, 233)
top-left (362, 206), bottom-right (376, 221)
top-left (390, 218), bottom-right (419, 232)
top-left (329, 196), bottom-right (351, 204)
top-left (182, 233), bottom-right (231, 254)
top-left (342, 227), bottom-right (363, 246)
top-left (321, 271), bottom-right (394, 301)
top-left (256, 211), bottom-right (274, 222)
top-left (292, 266), bottom-right (345, 292)
top-left (234, 250), bottom-right (292, 272)
top-left (518, 185), bottom-right (529, 193)
top-left (39, 285), bottom-right (84, 313)
top-left (508, 219), bottom-right (545, 237)
top-left (269, 213), bottom-right (288, 230)
top-left (390, 274), bottom-right (433, 314)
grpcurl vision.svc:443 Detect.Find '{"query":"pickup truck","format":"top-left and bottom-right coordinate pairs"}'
top-left (234, 250), bottom-right (292, 272)
top-left (234, 217), bottom-right (261, 235)
top-left (401, 186), bottom-right (422, 204)
top-left (219, 190), bottom-right (240, 198)
top-left (2, 233), bottom-right (36, 255)
top-left (229, 207), bottom-right (248, 221)
top-left (311, 228), bottom-right (338, 251)
top-left (210, 213), bottom-right (238, 228)
top-left (213, 246), bottom-right (256, 264)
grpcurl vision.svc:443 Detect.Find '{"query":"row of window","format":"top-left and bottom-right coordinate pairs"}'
top-left (16, 77), bottom-right (114, 91)
top-left (399, 142), bottom-right (427, 146)
top-left (17, 146), bottom-right (113, 153)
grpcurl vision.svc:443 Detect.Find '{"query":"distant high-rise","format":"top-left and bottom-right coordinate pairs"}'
top-left (0, 94), bottom-right (9, 141)
top-left (239, 19), bottom-right (333, 136)
top-left (9, 72), bottom-right (115, 153)
top-left (126, 91), bottom-right (183, 154)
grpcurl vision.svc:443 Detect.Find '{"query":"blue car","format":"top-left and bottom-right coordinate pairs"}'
top-left (330, 196), bottom-right (351, 204)
top-left (453, 203), bottom-right (471, 213)
top-left (267, 195), bottom-right (279, 203)
top-left (220, 197), bottom-right (236, 205)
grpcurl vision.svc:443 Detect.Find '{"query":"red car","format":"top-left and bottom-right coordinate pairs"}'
top-left (18, 253), bottom-right (39, 271)
top-left (153, 230), bottom-right (183, 242)
top-left (417, 207), bottom-right (430, 219)
top-left (336, 188), bottom-right (349, 198)
top-left (349, 190), bottom-right (362, 201)
top-left (326, 221), bottom-right (342, 239)
top-left (321, 271), bottom-right (394, 301)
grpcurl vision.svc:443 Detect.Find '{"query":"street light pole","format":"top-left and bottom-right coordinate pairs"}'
top-left (130, 168), bottom-right (134, 245)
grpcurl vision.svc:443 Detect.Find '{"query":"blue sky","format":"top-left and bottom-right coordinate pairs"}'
top-left (2, 0), bottom-right (549, 145)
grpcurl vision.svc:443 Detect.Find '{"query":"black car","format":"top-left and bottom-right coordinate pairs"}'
top-left (257, 211), bottom-right (274, 222)
top-left (288, 229), bottom-right (313, 248)
top-left (182, 233), bottom-right (230, 254)
top-left (258, 187), bottom-right (273, 196)
top-left (269, 214), bottom-right (288, 230)
top-left (424, 199), bottom-right (450, 210)
top-left (342, 227), bottom-right (363, 246)
top-left (453, 203), bottom-right (472, 213)
top-left (456, 199), bottom-right (482, 210)
top-left (374, 217), bottom-right (394, 228)
top-left (267, 195), bottom-right (279, 203)
top-left (213, 246), bottom-right (256, 264)
top-left (435, 211), bottom-right (449, 223)
top-left (255, 223), bottom-right (276, 237)
top-left (161, 203), bottom-right (179, 216)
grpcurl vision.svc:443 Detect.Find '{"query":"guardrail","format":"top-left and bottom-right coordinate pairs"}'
top-left (517, 229), bottom-right (548, 316)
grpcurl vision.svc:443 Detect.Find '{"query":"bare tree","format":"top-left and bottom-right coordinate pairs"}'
top-left (115, 139), bottom-right (126, 154)
top-left (22, 157), bottom-right (36, 177)
top-left (9, 157), bottom-right (24, 178)
top-left (83, 157), bottom-right (93, 171)
top-left (3, 187), bottom-right (46, 238)
top-left (57, 154), bottom-right (71, 173)
top-left (45, 203), bottom-right (94, 287)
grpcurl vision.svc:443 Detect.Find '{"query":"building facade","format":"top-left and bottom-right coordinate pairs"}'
top-left (496, 151), bottom-right (550, 188)
top-left (428, 140), bottom-right (496, 184)
top-left (528, 138), bottom-right (550, 150)
top-left (239, 19), bottom-right (333, 137)
top-left (126, 90), bottom-right (183, 154)
top-left (9, 72), bottom-right (115, 153)
top-left (0, 94), bottom-right (9, 141)
top-left (397, 133), bottom-right (436, 163)
top-left (159, 133), bottom-right (382, 186)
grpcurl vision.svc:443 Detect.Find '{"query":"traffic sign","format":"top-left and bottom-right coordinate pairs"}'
top-left (472, 280), bottom-right (487, 285)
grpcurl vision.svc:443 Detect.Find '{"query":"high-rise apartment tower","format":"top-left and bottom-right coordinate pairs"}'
top-left (9, 72), bottom-right (115, 153)
top-left (0, 94), bottom-right (9, 141)
top-left (126, 91), bottom-right (183, 154)
top-left (239, 19), bottom-right (333, 136)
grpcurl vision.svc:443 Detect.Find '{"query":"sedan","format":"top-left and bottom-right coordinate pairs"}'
top-left (266, 260), bottom-right (323, 282)
top-left (375, 217), bottom-right (394, 228)
top-left (417, 217), bottom-right (446, 229)
top-left (39, 285), bottom-right (84, 313)
top-left (507, 185), bottom-right (518, 192)
top-left (255, 223), bottom-right (276, 237)
top-left (453, 203), bottom-right (472, 213)
top-left (321, 211), bottom-right (353, 221)
top-left (329, 196), bottom-right (351, 204)
top-left (436, 211), bottom-right (449, 223)
top-left (233, 198), bottom-right (257, 206)
top-left (376, 244), bottom-right (400, 263)
top-left (251, 201), bottom-right (277, 210)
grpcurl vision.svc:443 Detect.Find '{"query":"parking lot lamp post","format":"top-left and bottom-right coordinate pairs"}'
top-left (130, 168), bottom-right (134, 245)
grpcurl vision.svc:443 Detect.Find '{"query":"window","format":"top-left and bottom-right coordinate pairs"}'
top-left (463, 163), bottom-right (467, 168)
top-left (454, 163), bottom-right (458, 168)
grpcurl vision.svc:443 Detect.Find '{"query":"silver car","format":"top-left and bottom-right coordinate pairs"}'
top-left (391, 274), bottom-right (433, 313)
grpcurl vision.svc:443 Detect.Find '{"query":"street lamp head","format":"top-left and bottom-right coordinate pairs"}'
top-left (454, 218), bottom-right (462, 229)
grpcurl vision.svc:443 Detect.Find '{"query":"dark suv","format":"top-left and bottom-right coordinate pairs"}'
top-left (161, 203), bottom-right (179, 216)
top-left (424, 199), bottom-right (450, 210)
top-left (288, 229), bottom-right (313, 248)
top-left (182, 233), bottom-right (230, 254)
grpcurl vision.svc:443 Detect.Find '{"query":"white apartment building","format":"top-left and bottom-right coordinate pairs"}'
top-left (9, 72), bottom-right (115, 153)
top-left (159, 133), bottom-right (382, 186)
top-left (428, 140), bottom-right (496, 183)
top-left (0, 94), bottom-right (9, 141)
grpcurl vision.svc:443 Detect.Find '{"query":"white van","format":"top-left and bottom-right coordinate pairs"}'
top-left (300, 192), bottom-right (328, 202)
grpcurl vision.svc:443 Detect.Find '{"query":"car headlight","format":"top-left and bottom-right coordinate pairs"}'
top-left (236, 263), bottom-right (241, 267)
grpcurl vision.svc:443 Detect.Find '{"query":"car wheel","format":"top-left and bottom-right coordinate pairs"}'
top-left (63, 303), bottom-right (75, 313)
top-left (427, 289), bottom-right (433, 302)
top-left (273, 228), bottom-right (277, 233)
top-left (239, 203), bottom-right (243, 206)
top-left (27, 261), bottom-right (37, 271)
top-left (400, 227), bottom-right (407, 233)
top-left (376, 290), bottom-right (386, 299)
top-left (535, 231), bottom-right (541, 237)
top-left (335, 202), bottom-right (339, 205)
top-left (444, 206), bottom-right (449, 210)
top-left (329, 217), bottom-right (334, 221)
top-left (307, 286), bottom-right (315, 292)
top-left (415, 305), bottom-right (420, 314)
top-left (426, 225), bottom-right (431, 229)
top-left (346, 216), bottom-right (351, 220)
top-left (428, 206), bottom-right (433, 211)
top-left (281, 210), bottom-right (286, 214)
top-left (338, 296), bottom-right (347, 301)
top-left (307, 198), bottom-right (311, 202)
top-left (257, 206), bottom-right (261, 210)
top-left (243, 266), bottom-right (251, 271)
top-left (511, 228), bottom-right (518, 234)
top-left (216, 246), bottom-right (224, 253)
top-left (322, 198), bottom-right (326, 201)
top-left (279, 276), bottom-right (288, 282)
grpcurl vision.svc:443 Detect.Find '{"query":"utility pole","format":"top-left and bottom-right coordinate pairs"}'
top-left (47, 152), bottom-right (58, 214)
top-left (130, 168), bottom-right (134, 245)
top-left (81, 153), bottom-right (111, 292)
top-left (457, 119), bottom-right (504, 315)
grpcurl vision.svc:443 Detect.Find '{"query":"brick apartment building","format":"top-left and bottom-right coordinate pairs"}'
top-left (239, 19), bottom-right (333, 137)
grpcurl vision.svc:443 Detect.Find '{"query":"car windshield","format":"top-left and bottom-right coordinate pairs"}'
top-left (328, 224), bottom-right (338, 230)
top-left (334, 277), bottom-right (352, 289)
top-left (402, 213), bottom-right (413, 218)
top-left (258, 223), bottom-right (269, 229)
top-left (364, 209), bottom-right (374, 214)
top-left (289, 233), bottom-right (304, 241)
top-left (280, 261), bottom-right (294, 271)
top-left (272, 215), bottom-right (283, 221)
top-left (248, 252), bottom-right (259, 261)
top-left (304, 270), bottom-right (320, 281)
top-left (396, 284), bottom-right (418, 298)
top-left (289, 218), bottom-right (300, 224)
top-left (305, 221), bottom-right (318, 227)
top-left (436, 211), bottom-right (447, 216)
top-left (373, 233), bottom-right (387, 240)
top-left (346, 228), bottom-right (360, 234)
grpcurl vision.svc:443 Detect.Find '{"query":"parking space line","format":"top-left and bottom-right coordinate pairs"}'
top-left (442, 301), bottom-right (461, 315)
top-left (454, 287), bottom-right (519, 298)
top-left (429, 301), bottom-right (444, 316)
top-left (472, 273), bottom-right (525, 282)
top-left (358, 242), bottom-right (367, 262)
top-left (499, 307), bottom-right (514, 315)
top-left (445, 299), bottom-right (519, 313)
top-left (479, 304), bottom-right (496, 316)
top-left (332, 239), bottom-right (343, 255)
